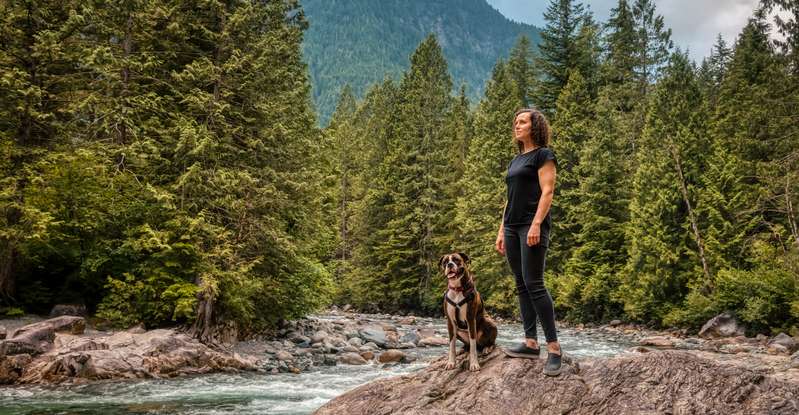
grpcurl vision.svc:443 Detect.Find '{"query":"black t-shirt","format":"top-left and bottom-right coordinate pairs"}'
top-left (503, 147), bottom-right (558, 242)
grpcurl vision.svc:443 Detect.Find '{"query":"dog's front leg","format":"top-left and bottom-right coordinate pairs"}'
top-left (446, 318), bottom-right (457, 369)
top-left (468, 317), bottom-right (480, 371)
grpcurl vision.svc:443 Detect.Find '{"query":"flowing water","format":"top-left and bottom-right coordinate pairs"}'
top-left (0, 315), bottom-right (631, 415)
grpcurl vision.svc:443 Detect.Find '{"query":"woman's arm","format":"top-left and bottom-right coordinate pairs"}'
top-left (527, 160), bottom-right (556, 246)
top-left (496, 201), bottom-right (507, 255)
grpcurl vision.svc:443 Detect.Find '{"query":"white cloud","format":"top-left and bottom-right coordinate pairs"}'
top-left (487, 0), bottom-right (769, 62)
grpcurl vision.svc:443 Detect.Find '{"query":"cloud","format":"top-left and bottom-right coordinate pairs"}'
top-left (486, 0), bottom-right (766, 61)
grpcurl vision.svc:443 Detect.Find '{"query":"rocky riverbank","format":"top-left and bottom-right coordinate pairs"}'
top-left (313, 348), bottom-right (799, 414)
top-left (2, 307), bottom-right (798, 386)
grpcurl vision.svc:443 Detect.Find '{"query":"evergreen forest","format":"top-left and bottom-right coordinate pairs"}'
top-left (1, 0), bottom-right (798, 340)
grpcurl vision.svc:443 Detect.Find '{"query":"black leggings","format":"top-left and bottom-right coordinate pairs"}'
top-left (504, 224), bottom-right (558, 343)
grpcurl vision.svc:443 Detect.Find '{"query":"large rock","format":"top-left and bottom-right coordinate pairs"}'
top-left (639, 336), bottom-right (674, 348)
top-left (3, 328), bottom-right (255, 385)
top-left (769, 333), bottom-right (798, 354)
top-left (359, 326), bottom-right (387, 348)
top-left (377, 350), bottom-right (407, 364)
top-left (698, 312), bottom-right (745, 339)
top-left (49, 304), bottom-right (88, 317)
top-left (337, 352), bottom-right (368, 365)
top-left (10, 316), bottom-right (85, 339)
top-left (314, 350), bottom-right (799, 415)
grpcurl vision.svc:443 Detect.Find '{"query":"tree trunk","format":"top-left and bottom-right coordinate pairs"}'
top-left (668, 143), bottom-right (713, 292)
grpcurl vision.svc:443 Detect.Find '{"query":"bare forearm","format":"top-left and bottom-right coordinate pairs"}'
top-left (498, 201), bottom-right (507, 236)
top-left (532, 190), bottom-right (554, 226)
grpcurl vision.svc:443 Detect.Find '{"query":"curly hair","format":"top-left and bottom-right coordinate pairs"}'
top-left (513, 108), bottom-right (550, 153)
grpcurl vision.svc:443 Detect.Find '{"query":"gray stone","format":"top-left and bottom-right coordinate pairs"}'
top-left (361, 342), bottom-right (379, 350)
top-left (768, 333), bottom-right (798, 354)
top-left (399, 330), bottom-right (420, 345)
top-left (698, 313), bottom-right (745, 339)
top-left (347, 337), bottom-right (363, 347)
top-left (337, 352), bottom-right (367, 365)
top-left (311, 330), bottom-right (329, 344)
top-left (609, 320), bottom-right (622, 327)
top-left (342, 345), bottom-right (359, 353)
top-left (359, 326), bottom-right (387, 348)
top-left (49, 304), bottom-right (87, 318)
top-left (276, 351), bottom-right (293, 361)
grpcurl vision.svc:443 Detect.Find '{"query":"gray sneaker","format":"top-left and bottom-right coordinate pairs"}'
top-left (543, 351), bottom-right (562, 376)
top-left (503, 343), bottom-right (541, 359)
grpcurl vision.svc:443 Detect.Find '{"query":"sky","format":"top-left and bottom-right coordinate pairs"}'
top-left (486, 0), bottom-right (768, 62)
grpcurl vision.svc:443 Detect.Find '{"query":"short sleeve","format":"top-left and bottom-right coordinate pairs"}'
top-left (536, 147), bottom-right (557, 169)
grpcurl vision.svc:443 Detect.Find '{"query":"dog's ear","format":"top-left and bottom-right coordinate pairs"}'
top-left (438, 255), bottom-right (448, 270)
top-left (458, 252), bottom-right (470, 265)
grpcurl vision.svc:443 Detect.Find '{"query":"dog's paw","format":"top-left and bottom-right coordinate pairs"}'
top-left (469, 361), bottom-right (481, 371)
top-left (445, 360), bottom-right (457, 370)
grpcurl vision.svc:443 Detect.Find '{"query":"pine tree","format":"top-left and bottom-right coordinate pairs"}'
top-left (554, 80), bottom-right (629, 322)
top-left (507, 35), bottom-right (538, 106)
top-left (324, 85), bottom-right (360, 286)
top-left (548, 69), bottom-right (592, 275)
top-left (631, 0), bottom-right (673, 89)
top-left (619, 52), bottom-right (711, 325)
top-left (456, 60), bottom-right (522, 315)
top-left (370, 34), bottom-right (454, 310)
top-left (533, 0), bottom-right (588, 114)
top-left (603, 0), bottom-right (637, 86)
top-left (0, 0), bottom-right (82, 301)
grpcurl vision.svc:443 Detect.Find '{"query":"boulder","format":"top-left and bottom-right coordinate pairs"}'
top-left (639, 336), bottom-right (674, 348)
top-left (0, 339), bottom-right (44, 357)
top-left (314, 350), bottom-right (799, 415)
top-left (347, 337), bottom-right (363, 347)
top-left (10, 316), bottom-right (85, 339)
top-left (769, 333), bottom-right (798, 354)
top-left (311, 330), bottom-right (329, 344)
top-left (359, 351), bottom-right (375, 361)
top-left (418, 336), bottom-right (449, 347)
top-left (399, 330), bottom-right (420, 345)
top-left (337, 352), bottom-right (368, 365)
top-left (609, 320), bottom-right (622, 327)
top-left (698, 312), bottom-right (745, 339)
top-left (6, 328), bottom-right (255, 385)
top-left (377, 350), bottom-right (406, 364)
top-left (49, 304), bottom-right (88, 317)
top-left (276, 351), bottom-right (294, 361)
top-left (359, 326), bottom-right (387, 348)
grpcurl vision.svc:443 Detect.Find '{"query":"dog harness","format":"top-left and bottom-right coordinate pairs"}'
top-left (444, 285), bottom-right (475, 331)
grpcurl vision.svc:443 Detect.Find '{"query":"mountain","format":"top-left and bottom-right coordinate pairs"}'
top-left (301, 0), bottom-right (542, 125)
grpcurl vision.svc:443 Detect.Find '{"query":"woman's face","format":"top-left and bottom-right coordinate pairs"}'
top-left (514, 112), bottom-right (532, 141)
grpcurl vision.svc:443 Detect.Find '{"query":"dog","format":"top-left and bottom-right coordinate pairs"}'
top-left (439, 252), bottom-right (498, 371)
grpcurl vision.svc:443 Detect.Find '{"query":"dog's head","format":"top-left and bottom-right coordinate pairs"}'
top-left (438, 252), bottom-right (471, 286)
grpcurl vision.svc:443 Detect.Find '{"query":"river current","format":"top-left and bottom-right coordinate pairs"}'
top-left (0, 314), bottom-right (631, 415)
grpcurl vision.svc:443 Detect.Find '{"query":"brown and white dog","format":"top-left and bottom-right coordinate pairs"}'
top-left (439, 252), bottom-right (498, 371)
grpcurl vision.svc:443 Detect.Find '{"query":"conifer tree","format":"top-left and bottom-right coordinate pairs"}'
top-left (534, 0), bottom-right (588, 114)
top-left (548, 69), bottom-right (592, 275)
top-left (507, 35), bottom-right (538, 106)
top-left (456, 60), bottom-right (522, 315)
top-left (369, 34), bottom-right (454, 310)
top-left (620, 52), bottom-right (710, 324)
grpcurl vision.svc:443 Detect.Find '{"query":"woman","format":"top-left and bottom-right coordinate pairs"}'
top-left (495, 108), bottom-right (562, 376)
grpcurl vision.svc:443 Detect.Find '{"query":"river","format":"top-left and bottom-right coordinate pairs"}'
top-left (0, 313), bottom-right (631, 415)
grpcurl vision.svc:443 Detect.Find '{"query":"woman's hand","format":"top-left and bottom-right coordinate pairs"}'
top-left (526, 224), bottom-right (541, 246)
top-left (495, 233), bottom-right (505, 256)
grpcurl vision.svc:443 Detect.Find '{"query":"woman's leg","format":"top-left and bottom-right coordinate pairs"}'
top-left (504, 225), bottom-right (538, 345)
top-left (517, 224), bottom-right (558, 348)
